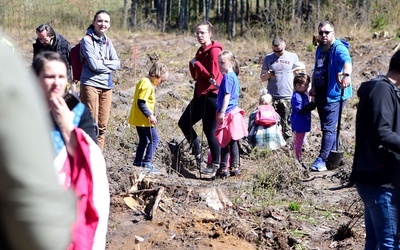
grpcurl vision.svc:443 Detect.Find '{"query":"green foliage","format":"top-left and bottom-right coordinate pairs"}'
top-left (371, 15), bottom-right (388, 30)
top-left (288, 202), bottom-right (300, 211)
top-left (3, 0), bottom-right (400, 40)
top-left (306, 44), bottom-right (314, 52)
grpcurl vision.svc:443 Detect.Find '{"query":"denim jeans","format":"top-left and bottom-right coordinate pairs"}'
top-left (80, 85), bottom-right (112, 151)
top-left (356, 183), bottom-right (400, 250)
top-left (316, 100), bottom-right (345, 160)
top-left (134, 126), bottom-right (159, 166)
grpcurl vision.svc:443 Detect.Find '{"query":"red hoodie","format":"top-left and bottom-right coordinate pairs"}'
top-left (189, 41), bottom-right (223, 97)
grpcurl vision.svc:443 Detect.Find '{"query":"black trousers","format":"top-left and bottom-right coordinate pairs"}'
top-left (178, 93), bottom-right (220, 164)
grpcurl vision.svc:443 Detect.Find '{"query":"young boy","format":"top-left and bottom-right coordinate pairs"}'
top-left (128, 61), bottom-right (168, 174)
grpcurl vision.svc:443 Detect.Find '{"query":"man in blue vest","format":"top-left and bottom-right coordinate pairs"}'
top-left (310, 21), bottom-right (352, 171)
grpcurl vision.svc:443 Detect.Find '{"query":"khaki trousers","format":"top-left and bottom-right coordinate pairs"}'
top-left (80, 85), bottom-right (112, 150)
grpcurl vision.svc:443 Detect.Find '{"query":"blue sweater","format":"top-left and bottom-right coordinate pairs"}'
top-left (290, 91), bottom-right (311, 133)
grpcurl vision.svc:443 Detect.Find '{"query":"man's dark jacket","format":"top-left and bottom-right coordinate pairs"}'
top-left (351, 75), bottom-right (400, 186)
top-left (33, 33), bottom-right (72, 82)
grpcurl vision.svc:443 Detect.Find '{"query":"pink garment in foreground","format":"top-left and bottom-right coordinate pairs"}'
top-left (62, 129), bottom-right (99, 250)
top-left (215, 107), bottom-right (248, 148)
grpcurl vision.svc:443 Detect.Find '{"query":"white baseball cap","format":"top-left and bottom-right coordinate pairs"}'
top-left (288, 61), bottom-right (306, 72)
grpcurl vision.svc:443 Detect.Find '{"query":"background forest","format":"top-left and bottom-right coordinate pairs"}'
top-left (1, 0), bottom-right (399, 40)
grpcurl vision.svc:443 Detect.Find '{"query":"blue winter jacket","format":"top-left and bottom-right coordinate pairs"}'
top-left (314, 39), bottom-right (352, 103)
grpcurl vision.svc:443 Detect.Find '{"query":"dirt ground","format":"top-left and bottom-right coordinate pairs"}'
top-left (17, 30), bottom-right (396, 249)
top-left (97, 32), bottom-right (397, 250)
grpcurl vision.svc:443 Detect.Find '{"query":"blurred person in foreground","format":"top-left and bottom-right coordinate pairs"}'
top-left (260, 37), bottom-right (299, 141)
top-left (33, 24), bottom-right (72, 82)
top-left (32, 51), bottom-right (110, 250)
top-left (310, 21), bottom-right (352, 171)
top-left (0, 41), bottom-right (75, 249)
top-left (351, 50), bottom-right (400, 249)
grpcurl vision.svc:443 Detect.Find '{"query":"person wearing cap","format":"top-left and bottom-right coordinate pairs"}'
top-left (260, 37), bottom-right (299, 141)
top-left (290, 61), bottom-right (306, 75)
top-left (309, 21), bottom-right (352, 172)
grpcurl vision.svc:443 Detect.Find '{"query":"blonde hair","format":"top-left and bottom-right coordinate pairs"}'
top-left (259, 93), bottom-right (273, 105)
top-left (149, 61), bottom-right (168, 78)
top-left (219, 50), bottom-right (240, 76)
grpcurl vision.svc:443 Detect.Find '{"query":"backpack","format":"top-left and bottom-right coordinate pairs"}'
top-left (338, 38), bottom-right (350, 51)
top-left (255, 105), bottom-right (279, 127)
top-left (70, 35), bottom-right (92, 82)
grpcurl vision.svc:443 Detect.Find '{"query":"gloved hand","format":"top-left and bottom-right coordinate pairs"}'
top-left (300, 101), bottom-right (317, 114)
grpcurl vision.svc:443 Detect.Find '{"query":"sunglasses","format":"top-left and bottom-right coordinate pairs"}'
top-left (273, 49), bottom-right (283, 53)
top-left (318, 30), bottom-right (333, 36)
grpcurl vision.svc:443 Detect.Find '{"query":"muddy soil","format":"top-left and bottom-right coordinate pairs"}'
top-left (22, 31), bottom-right (395, 249)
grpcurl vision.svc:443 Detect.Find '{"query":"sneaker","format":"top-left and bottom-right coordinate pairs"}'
top-left (133, 162), bottom-right (141, 167)
top-left (228, 163), bottom-right (240, 176)
top-left (230, 167), bottom-right (241, 176)
top-left (310, 157), bottom-right (327, 172)
top-left (216, 164), bottom-right (230, 178)
top-left (142, 163), bottom-right (161, 174)
top-left (200, 163), bottom-right (219, 175)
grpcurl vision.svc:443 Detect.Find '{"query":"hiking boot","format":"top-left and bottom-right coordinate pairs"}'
top-left (310, 157), bottom-right (327, 172)
top-left (195, 154), bottom-right (206, 169)
top-left (200, 163), bottom-right (218, 175)
top-left (142, 163), bottom-right (161, 174)
top-left (229, 163), bottom-right (240, 176)
top-left (216, 164), bottom-right (230, 178)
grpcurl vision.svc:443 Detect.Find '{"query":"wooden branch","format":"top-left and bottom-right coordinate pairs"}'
top-left (129, 188), bottom-right (159, 195)
top-left (150, 186), bottom-right (165, 220)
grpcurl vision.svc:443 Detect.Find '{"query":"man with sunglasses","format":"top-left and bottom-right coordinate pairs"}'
top-left (33, 24), bottom-right (72, 83)
top-left (260, 37), bottom-right (299, 141)
top-left (310, 21), bottom-right (352, 171)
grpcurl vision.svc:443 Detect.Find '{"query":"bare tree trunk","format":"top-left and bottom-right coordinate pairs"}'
top-left (156, 0), bottom-right (161, 26)
top-left (162, 0), bottom-right (167, 32)
top-left (316, 0), bottom-right (320, 31)
top-left (246, 0), bottom-right (250, 22)
top-left (360, 0), bottom-right (367, 26)
top-left (130, 0), bottom-right (138, 30)
top-left (240, 0), bottom-right (245, 34)
top-left (231, 0), bottom-right (237, 38)
top-left (123, 0), bottom-right (128, 29)
top-left (180, 0), bottom-right (188, 31)
top-left (256, 0), bottom-right (259, 14)
top-left (216, 0), bottom-right (221, 21)
top-left (225, 0), bottom-right (230, 34)
top-left (296, 0), bottom-right (303, 30)
top-left (206, 0), bottom-right (210, 20)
